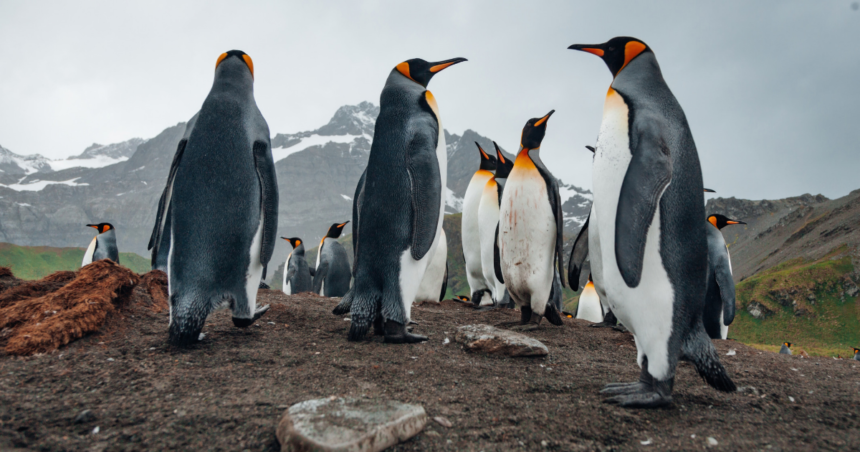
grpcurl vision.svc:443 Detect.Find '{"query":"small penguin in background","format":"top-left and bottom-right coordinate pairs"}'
top-left (853, 348), bottom-right (860, 361)
top-left (703, 214), bottom-right (745, 339)
top-left (455, 295), bottom-right (471, 303)
top-left (575, 274), bottom-right (604, 323)
top-left (82, 223), bottom-right (120, 267)
top-left (333, 56), bottom-right (466, 343)
top-left (497, 110), bottom-right (566, 330)
top-left (570, 37), bottom-right (735, 407)
top-left (148, 50), bottom-right (277, 346)
top-left (314, 222), bottom-right (352, 297)
top-left (478, 142), bottom-right (514, 307)
top-left (780, 342), bottom-right (793, 355)
top-left (282, 237), bottom-right (313, 295)
top-left (463, 143), bottom-right (497, 306)
top-left (415, 230), bottom-right (448, 303)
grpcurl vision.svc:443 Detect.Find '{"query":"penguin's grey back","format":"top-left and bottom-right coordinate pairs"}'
top-left (93, 229), bottom-right (119, 264)
top-left (318, 238), bottom-right (351, 297)
top-left (288, 245), bottom-right (313, 293)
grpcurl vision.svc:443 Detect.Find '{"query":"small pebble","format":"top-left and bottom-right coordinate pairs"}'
top-left (541, 440), bottom-right (549, 447)
top-left (442, 338), bottom-right (450, 345)
top-left (434, 416), bottom-right (453, 428)
top-left (92, 426), bottom-right (100, 435)
top-left (73, 410), bottom-right (95, 424)
top-left (789, 396), bottom-right (795, 402)
top-left (707, 437), bottom-right (718, 446)
top-left (106, 358), bottom-right (114, 362)
top-left (198, 333), bottom-right (206, 340)
top-left (641, 438), bottom-right (652, 445)
top-left (726, 349), bottom-right (736, 356)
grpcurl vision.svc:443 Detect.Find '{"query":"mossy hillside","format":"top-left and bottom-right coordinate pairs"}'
top-left (0, 242), bottom-right (151, 280)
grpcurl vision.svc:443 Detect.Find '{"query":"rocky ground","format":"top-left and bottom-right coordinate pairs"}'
top-left (1, 289), bottom-right (859, 451)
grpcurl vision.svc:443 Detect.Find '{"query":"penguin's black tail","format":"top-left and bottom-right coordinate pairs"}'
top-left (681, 323), bottom-right (737, 392)
top-left (332, 288), bottom-right (353, 315)
top-left (339, 287), bottom-right (379, 341)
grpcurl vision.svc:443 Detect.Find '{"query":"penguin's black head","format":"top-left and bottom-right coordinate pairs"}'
top-left (215, 50), bottom-right (254, 80)
top-left (326, 221), bottom-right (349, 238)
top-left (474, 142), bottom-right (497, 172)
top-left (588, 273), bottom-right (594, 283)
top-left (282, 237), bottom-right (302, 249)
top-left (87, 223), bottom-right (114, 234)
top-left (707, 214), bottom-right (746, 230)
top-left (568, 37), bottom-right (651, 77)
top-left (784, 342), bottom-right (792, 348)
top-left (493, 142), bottom-right (514, 179)
top-left (394, 57), bottom-right (467, 88)
top-left (520, 110), bottom-right (554, 150)
top-left (854, 347), bottom-right (859, 354)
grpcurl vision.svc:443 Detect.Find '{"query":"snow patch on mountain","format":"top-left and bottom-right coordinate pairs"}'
top-left (48, 155), bottom-right (129, 171)
top-left (272, 134), bottom-right (363, 163)
top-left (0, 145), bottom-right (52, 175)
top-left (2, 178), bottom-right (89, 191)
top-left (446, 187), bottom-right (464, 213)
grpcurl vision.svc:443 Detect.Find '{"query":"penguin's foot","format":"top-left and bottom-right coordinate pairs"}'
top-left (601, 358), bottom-right (673, 408)
top-left (383, 319), bottom-right (428, 344)
top-left (510, 311), bottom-right (542, 331)
top-left (167, 325), bottom-right (203, 348)
top-left (232, 304), bottom-right (270, 328)
top-left (601, 381), bottom-right (649, 395)
top-left (603, 391), bottom-right (672, 408)
top-left (589, 321), bottom-right (615, 328)
top-left (408, 320), bottom-right (420, 326)
top-left (612, 324), bottom-right (629, 333)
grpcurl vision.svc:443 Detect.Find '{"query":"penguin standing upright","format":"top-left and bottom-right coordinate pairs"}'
top-left (853, 348), bottom-right (860, 361)
top-left (478, 142), bottom-right (513, 307)
top-left (282, 237), bottom-right (313, 295)
top-left (333, 57), bottom-right (466, 343)
top-left (462, 143), bottom-right (497, 306)
top-left (414, 229), bottom-right (448, 303)
top-left (82, 223), bottom-right (120, 266)
top-left (497, 111), bottom-right (566, 329)
top-left (575, 274), bottom-right (604, 323)
top-left (148, 50), bottom-right (277, 346)
top-left (569, 37), bottom-right (735, 407)
top-left (703, 214), bottom-right (745, 339)
top-left (314, 222), bottom-right (352, 297)
top-left (780, 342), bottom-right (793, 355)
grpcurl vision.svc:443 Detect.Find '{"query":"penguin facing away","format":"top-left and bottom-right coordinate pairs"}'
top-left (569, 37), bottom-right (735, 407)
top-left (703, 214), bottom-right (745, 339)
top-left (148, 50), bottom-right (277, 346)
top-left (333, 56), bottom-right (466, 343)
top-left (780, 342), bottom-right (793, 355)
top-left (415, 229), bottom-right (448, 303)
top-left (82, 223), bottom-right (120, 267)
top-left (497, 110), bottom-right (566, 330)
top-left (314, 222), bottom-right (352, 297)
top-left (478, 142), bottom-right (513, 307)
top-left (463, 142), bottom-right (498, 306)
top-left (575, 274), bottom-right (605, 323)
top-left (282, 237), bottom-right (313, 295)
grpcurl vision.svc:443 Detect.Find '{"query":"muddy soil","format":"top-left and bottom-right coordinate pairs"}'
top-left (1, 290), bottom-right (859, 451)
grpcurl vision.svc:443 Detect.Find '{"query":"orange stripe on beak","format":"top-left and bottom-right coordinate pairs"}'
top-left (534, 110), bottom-right (554, 127)
top-left (581, 48), bottom-right (604, 57)
top-left (429, 61), bottom-right (456, 73)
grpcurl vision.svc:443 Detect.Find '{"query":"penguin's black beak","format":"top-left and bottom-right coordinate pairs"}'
top-left (703, 188), bottom-right (716, 193)
top-left (585, 145), bottom-right (596, 153)
top-left (534, 110), bottom-right (555, 127)
top-left (429, 57), bottom-right (467, 73)
top-left (568, 44), bottom-right (605, 58)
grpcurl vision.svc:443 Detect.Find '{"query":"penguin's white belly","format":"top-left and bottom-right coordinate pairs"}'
top-left (283, 254), bottom-right (292, 295)
top-left (415, 230), bottom-right (447, 302)
top-left (462, 171), bottom-right (493, 295)
top-left (82, 236), bottom-right (97, 267)
top-left (478, 181), bottom-right (503, 302)
top-left (499, 170), bottom-right (555, 312)
top-left (576, 286), bottom-right (604, 323)
top-left (592, 90), bottom-right (675, 380)
top-left (720, 248), bottom-right (732, 339)
top-left (242, 213), bottom-right (265, 315)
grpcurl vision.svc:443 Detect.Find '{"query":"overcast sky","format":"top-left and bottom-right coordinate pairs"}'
top-left (1, 0), bottom-right (858, 201)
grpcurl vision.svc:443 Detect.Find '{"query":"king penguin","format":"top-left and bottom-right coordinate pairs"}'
top-left (147, 50), bottom-right (277, 346)
top-left (780, 342), bottom-right (793, 355)
top-left (853, 348), bottom-right (860, 361)
top-left (569, 37), bottom-right (735, 407)
top-left (462, 143), bottom-right (497, 306)
top-left (703, 214), bottom-right (745, 339)
top-left (478, 142), bottom-right (514, 307)
top-left (575, 274), bottom-right (604, 323)
top-left (497, 111), bottom-right (566, 329)
top-left (333, 56), bottom-right (466, 343)
top-left (414, 229), bottom-right (448, 303)
top-left (82, 223), bottom-right (120, 267)
top-left (282, 237), bottom-right (313, 295)
top-left (314, 222), bottom-right (352, 297)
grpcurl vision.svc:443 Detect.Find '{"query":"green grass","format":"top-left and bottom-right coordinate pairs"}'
top-left (0, 242), bottom-right (151, 280)
top-left (729, 246), bottom-right (859, 357)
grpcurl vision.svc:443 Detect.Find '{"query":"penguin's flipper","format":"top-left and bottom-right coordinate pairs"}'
top-left (313, 262), bottom-right (330, 295)
top-left (406, 125), bottom-right (442, 261)
top-left (308, 266), bottom-right (316, 278)
top-left (713, 251), bottom-right (737, 326)
top-left (332, 287), bottom-right (353, 315)
top-left (148, 138), bottom-right (187, 254)
top-left (567, 213), bottom-right (590, 291)
top-left (544, 303), bottom-right (564, 326)
top-left (439, 262), bottom-right (448, 302)
top-left (534, 163), bottom-right (566, 288)
top-left (284, 267), bottom-right (297, 287)
top-left (681, 323), bottom-right (737, 392)
top-left (493, 223), bottom-right (504, 284)
top-left (614, 119), bottom-right (673, 287)
top-left (252, 140), bottom-right (279, 266)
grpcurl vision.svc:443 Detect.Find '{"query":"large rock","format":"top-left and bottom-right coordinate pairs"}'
top-left (276, 397), bottom-right (427, 452)
top-left (455, 324), bottom-right (548, 357)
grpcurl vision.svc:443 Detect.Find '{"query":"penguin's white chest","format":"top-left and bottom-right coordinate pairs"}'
top-left (283, 253), bottom-right (292, 295)
top-left (576, 285), bottom-right (604, 323)
top-left (478, 180), bottom-right (503, 296)
top-left (82, 236), bottom-right (97, 266)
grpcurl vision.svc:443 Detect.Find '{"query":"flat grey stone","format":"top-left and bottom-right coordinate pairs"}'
top-left (455, 324), bottom-right (548, 357)
top-left (277, 397), bottom-right (427, 452)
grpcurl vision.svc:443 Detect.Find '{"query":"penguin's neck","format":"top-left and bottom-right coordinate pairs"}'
top-left (211, 72), bottom-right (254, 99)
top-left (611, 52), bottom-right (665, 94)
top-left (514, 146), bottom-right (538, 170)
top-left (294, 245), bottom-right (305, 256)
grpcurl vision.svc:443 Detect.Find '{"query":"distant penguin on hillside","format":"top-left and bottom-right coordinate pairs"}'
top-left (415, 229), bottom-right (448, 303)
top-left (478, 142), bottom-right (513, 307)
top-left (570, 37), bottom-right (735, 407)
top-left (780, 342), bottom-right (793, 355)
top-left (576, 274), bottom-right (604, 323)
top-left (82, 223), bottom-right (120, 267)
top-left (282, 237), bottom-right (313, 295)
top-left (703, 214), bottom-right (745, 339)
top-left (148, 50), bottom-right (277, 346)
top-left (333, 56), bottom-right (466, 343)
top-left (498, 111), bottom-right (566, 330)
top-left (853, 348), bottom-right (860, 361)
top-left (463, 142), bottom-right (497, 306)
top-left (314, 222), bottom-right (352, 297)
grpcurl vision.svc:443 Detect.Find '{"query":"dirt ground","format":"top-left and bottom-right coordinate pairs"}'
top-left (1, 290), bottom-right (859, 451)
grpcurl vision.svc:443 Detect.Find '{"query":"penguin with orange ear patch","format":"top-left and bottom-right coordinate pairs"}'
top-left (314, 222), bottom-right (352, 297)
top-left (704, 214), bottom-right (745, 340)
top-left (82, 223), bottom-right (119, 266)
top-left (333, 57), bottom-right (466, 344)
top-left (282, 237), bottom-right (312, 295)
